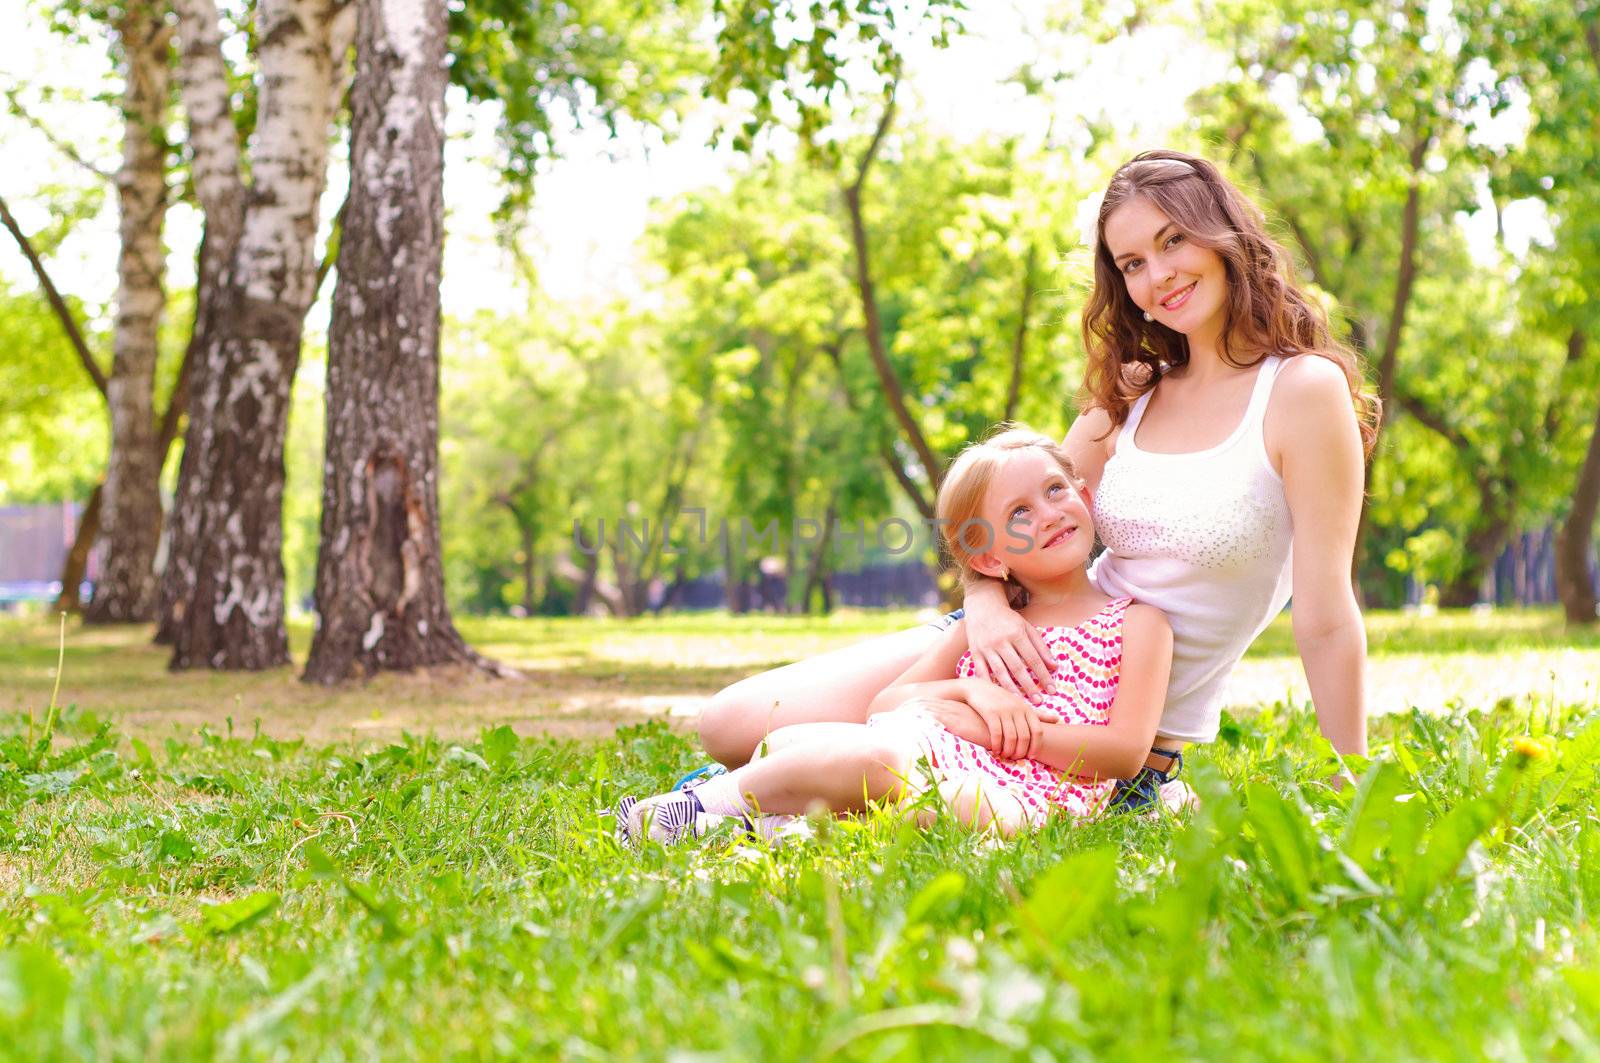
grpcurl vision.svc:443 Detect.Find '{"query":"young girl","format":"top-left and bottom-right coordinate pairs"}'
top-left (615, 428), bottom-right (1175, 844)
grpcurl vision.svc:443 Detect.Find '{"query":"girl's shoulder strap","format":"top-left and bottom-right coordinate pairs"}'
top-left (1084, 595), bottom-right (1135, 631)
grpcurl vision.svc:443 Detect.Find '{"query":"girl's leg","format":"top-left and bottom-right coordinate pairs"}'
top-left (930, 776), bottom-right (1030, 838)
top-left (618, 722), bottom-right (926, 846)
top-left (697, 623), bottom-right (943, 768)
top-left (750, 721), bottom-right (875, 761)
top-left (714, 725), bottom-right (923, 816)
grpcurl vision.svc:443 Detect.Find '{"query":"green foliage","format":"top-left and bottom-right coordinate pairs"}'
top-left (1182, 0), bottom-right (1600, 603)
top-left (0, 281), bottom-right (107, 503)
top-left (705, 0), bottom-right (967, 156)
top-left (438, 302), bottom-right (724, 615)
top-left (9, 0), bottom-right (1600, 610)
top-left (447, 0), bottom-right (711, 232)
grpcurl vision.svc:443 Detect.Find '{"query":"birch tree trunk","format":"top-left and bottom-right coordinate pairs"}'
top-left (301, 0), bottom-right (506, 683)
top-left (160, 0), bottom-right (353, 667)
top-left (86, 2), bottom-right (173, 623)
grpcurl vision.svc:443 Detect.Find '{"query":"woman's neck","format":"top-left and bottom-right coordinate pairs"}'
top-left (1171, 327), bottom-right (1253, 385)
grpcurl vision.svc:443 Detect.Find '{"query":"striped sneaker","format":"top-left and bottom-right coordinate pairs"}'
top-left (614, 790), bottom-right (707, 847)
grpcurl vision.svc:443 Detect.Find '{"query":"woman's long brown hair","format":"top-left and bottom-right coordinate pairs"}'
top-left (1080, 149), bottom-right (1380, 455)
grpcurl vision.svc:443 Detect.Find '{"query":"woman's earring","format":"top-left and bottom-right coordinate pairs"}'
top-left (1142, 310), bottom-right (1153, 322)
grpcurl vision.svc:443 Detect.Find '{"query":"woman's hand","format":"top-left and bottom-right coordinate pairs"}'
top-left (962, 579), bottom-right (1058, 699)
top-left (966, 683), bottom-right (1059, 761)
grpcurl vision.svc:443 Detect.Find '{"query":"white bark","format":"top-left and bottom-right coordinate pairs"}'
top-left (162, 0), bottom-right (357, 667)
top-left (86, 0), bottom-right (173, 623)
top-left (238, 0), bottom-right (346, 309)
top-left (172, 0), bottom-right (242, 230)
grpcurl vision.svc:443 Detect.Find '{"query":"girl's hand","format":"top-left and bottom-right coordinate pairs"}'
top-left (967, 683), bottom-right (1058, 761)
top-left (962, 580), bottom-right (1058, 699)
top-left (887, 697), bottom-right (991, 746)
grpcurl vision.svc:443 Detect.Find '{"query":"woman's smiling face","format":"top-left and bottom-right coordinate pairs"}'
top-left (1103, 195), bottom-right (1228, 343)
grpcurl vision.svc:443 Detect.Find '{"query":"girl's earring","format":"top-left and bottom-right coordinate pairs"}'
top-left (998, 567), bottom-right (1009, 581)
top-left (1142, 311), bottom-right (1153, 322)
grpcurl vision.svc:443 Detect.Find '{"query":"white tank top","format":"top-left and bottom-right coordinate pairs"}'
top-left (1087, 355), bottom-right (1293, 743)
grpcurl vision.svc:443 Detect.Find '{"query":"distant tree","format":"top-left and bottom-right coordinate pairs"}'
top-left (158, 0), bottom-right (354, 669)
top-left (83, 0), bottom-right (174, 623)
top-left (302, 0), bottom-right (512, 682)
top-left (1466, 0), bottom-right (1600, 623)
top-left (647, 138), bottom-right (1086, 608)
top-left (1, 3), bottom-right (184, 618)
top-left (1189, 0), bottom-right (1532, 601)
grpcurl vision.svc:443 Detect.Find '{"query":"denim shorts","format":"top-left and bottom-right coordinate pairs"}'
top-left (1108, 750), bottom-right (1185, 814)
top-left (928, 607), bottom-right (965, 631)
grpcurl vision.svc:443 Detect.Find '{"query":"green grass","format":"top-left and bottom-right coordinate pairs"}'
top-left (2, 612), bottom-right (1599, 1059)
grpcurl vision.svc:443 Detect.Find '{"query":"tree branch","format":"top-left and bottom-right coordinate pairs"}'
top-left (2, 87), bottom-right (116, 182)
top-left (1004, 244), bottom-right (1038, 423)
top-left (840, 89), bottom-right (945, 495)
top-left (1249, 151), bottom-right (1329, 291)
top-left (1541, 328), bottom-right (1588, 444)
top-left (314, 193), bottom-right (348, 298)
top-left (1375, 134), bottom-right (1431, 425)
top-left (1395, 387), bottom-right (1469, 454)
top-left (157, 337), bottom-right (196, 454)
top-left (1395, 385), bottom-right (1505, 511)
top-left (822, 341), bottom-right (935, 521)
top-left (0, 191), bottom-right (108, 397)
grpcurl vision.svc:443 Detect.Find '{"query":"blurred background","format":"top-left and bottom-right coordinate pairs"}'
top-left (2, 0), bottom-right (1596, 629)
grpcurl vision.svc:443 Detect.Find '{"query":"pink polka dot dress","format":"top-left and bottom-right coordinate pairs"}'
top-left (874, 596), bottom-right (1132, 825)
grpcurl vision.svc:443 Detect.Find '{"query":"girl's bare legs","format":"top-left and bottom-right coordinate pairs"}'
top-left (622, 719), bottom-right (1034, 843)
top-left (715, 722), bottom-right (922, 816)
top-left (735, 724), bottom-right (1027, 836)
top-left (697, 623), bottom-right (943, 768)
top-left (931, 777), bottom-right (1029, 837)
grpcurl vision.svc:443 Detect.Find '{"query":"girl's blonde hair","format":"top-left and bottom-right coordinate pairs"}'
top-left (936, 425), bottom-right (1080, 593)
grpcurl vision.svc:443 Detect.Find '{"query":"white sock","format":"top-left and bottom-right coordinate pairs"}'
top-left (748, 814), bottom-right (802, 841)
top-left (693, 773), bottom-right (756, 819)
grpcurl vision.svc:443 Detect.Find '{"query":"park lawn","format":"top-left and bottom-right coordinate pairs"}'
top-left (0, 612), bottom-right (1598, 1059)
top-left (1, 607), bottom-right (1597, 744)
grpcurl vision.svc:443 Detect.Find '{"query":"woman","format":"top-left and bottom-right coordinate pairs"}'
top-left (695, 149), bottom-right (1376, 800)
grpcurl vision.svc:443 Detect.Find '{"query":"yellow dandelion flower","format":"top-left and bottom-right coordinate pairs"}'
top-left (1512, 736), bottom-right (1550, 760)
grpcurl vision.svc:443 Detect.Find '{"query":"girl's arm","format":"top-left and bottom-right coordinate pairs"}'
top-left (867, 622), bottom-right (1057, 757)
top-left (1272, 356), bottom-right (1369, 756)
top-left (1030, 603), bottom-right (1172, 778)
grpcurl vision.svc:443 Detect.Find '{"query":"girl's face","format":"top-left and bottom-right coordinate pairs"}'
top-left (1103, 195), bottom-right (1229, 344)
top-left (972, 449), bottom-right (1094, 582)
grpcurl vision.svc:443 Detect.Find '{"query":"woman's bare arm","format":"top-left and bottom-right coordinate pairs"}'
top-left (960, 579), bottom-right (1057, 698)
top-left (1272, 356), bottom-right (1369, 756)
